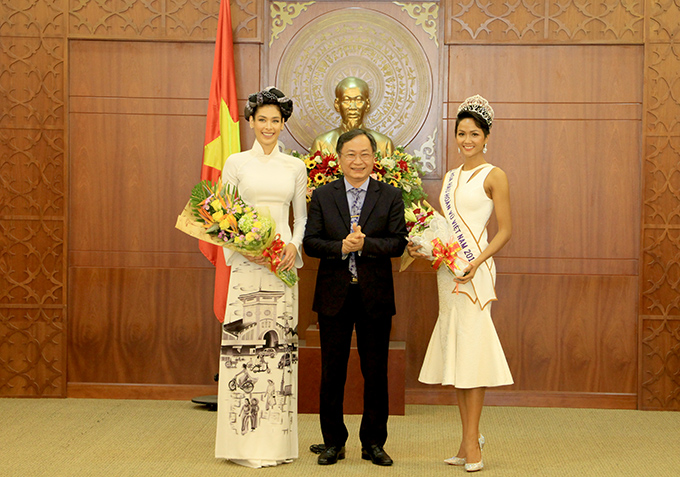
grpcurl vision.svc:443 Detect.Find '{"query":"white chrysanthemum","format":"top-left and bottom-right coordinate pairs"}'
top-left (380, 158), bottom-right (396, 170)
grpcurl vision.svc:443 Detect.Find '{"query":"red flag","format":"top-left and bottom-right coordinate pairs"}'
top-left (200, 0), bottom-right (241, 322)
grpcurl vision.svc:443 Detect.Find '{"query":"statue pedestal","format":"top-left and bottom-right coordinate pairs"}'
top-left (298, 324), bottom-right (405, 415)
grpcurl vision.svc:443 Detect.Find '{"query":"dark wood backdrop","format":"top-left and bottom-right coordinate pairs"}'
top-left (1, 1), bottom-right (679, 411)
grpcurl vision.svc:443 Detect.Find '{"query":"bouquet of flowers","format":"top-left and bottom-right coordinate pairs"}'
top-left (292, 150), bottom-right (340, 201)
top-left (400, 201), bottom-right (469, 280)
top-left (175, 180), bottom-right (298, 287)
top-left (405, 200), bottom-right (436, 236)
top-left (373, 147), bottom-right (427, 207)
top-left (294, 146), bottom-right (427, 208)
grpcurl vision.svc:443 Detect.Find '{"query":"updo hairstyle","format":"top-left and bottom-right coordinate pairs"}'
top-left (244, 87), bottom-right (294, 121)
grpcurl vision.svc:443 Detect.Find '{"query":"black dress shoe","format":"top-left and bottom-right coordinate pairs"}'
top-left (309, 443), bottom-right (325, 454)
top-left (318, 446), bottom-right (345, 465)
top-left (361, 444), bottom-right (393, 466)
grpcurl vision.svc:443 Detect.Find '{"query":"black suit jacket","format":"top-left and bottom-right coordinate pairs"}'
top-left (303, 178), bottom-right (408, 317)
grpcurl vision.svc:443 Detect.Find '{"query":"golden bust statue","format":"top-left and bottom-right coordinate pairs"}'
top-left (310, 77), bottom-right (395, 157)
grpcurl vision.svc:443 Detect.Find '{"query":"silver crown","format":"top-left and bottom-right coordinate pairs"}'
top-left (457, 94), bottom-right (494, 128)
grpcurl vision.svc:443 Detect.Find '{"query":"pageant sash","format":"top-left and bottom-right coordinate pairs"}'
top-left (441, 166), bottom-right (497, 308)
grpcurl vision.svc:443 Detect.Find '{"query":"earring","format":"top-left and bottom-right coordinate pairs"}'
top-left (457, 147), bottom-right (461, 154)
top-left (483, 144), bottom-right (488, 154)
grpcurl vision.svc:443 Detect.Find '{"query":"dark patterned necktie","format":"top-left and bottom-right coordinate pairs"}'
top-left (348, 188), bottom-right (362, 279)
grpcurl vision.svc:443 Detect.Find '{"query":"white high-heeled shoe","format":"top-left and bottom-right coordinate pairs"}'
top-left (445, 435), bottom-right (484, 466)
top-left (464, 436), bottom-right (484, 472)
top-left (444, 456), bottom-right (466, 466)
top-left (465, 459), bottom-right (484, 472)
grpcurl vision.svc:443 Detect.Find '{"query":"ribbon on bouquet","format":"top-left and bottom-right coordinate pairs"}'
top-left (261, 234), bottom-right (299, 287)
top-left (262, 233), bottom-right (285, 272)
top-left (431, 238), bottom-right (470, 294)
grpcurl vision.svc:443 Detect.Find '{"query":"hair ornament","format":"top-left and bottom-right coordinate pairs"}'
top-left (457, 94), bottom-right (494, 128)
top-left (244, 86), bottom-right (294, 121)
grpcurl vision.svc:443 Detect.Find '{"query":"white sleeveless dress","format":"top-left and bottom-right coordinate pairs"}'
top-left (418, 164), bottom-right (513, 389)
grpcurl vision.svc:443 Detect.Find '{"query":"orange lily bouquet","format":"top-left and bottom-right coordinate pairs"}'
top-left (175, 180), bottom-right (299, 287)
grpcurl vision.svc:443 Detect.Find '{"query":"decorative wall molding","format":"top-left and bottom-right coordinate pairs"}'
top-left (0, 220), bottom-right (65, 305)
top-left (0, 0), bottom-right (65, 37)
top-left (1, 2), bottom-right (66, 397)
top-left (268, 2), bottom-right (441, 175)
top-left (68, 0), bottom-right (220, 39)
top-left (67, 0), bottom-right (260, 42)
top-left (232, 0), bottom-right (262, 41)
top-left (0, 307), bottom-right (65, 397)
top-left (444, 0), bottom-right (644, 43)
top-left (275, 7), bottom-right (433, 150)
top-left (394, 2), bottom-right (439, 47)
top-left (269, 1), bottom-right (314, 46)
top-left (0, 130), bottom-right (65, 217)
top-left (639, 1), bottom-right (680, 410)
top-left (0, 38), bottom-right (65, 129)
top-left (413, 128), bottom-right (437, 173)
top-left (648, 0), bottom-right (680, 42)
top-left (640, 318), bottom-right (680, 409)
top-left (645, 45), bottom-right (680, 136)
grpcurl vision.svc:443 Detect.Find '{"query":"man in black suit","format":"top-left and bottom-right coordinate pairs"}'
top-left (303, 129), bottom-right (407, 466)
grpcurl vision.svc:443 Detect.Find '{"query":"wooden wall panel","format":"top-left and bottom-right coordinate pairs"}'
top-left (0, 3), bottom-right (66, 396)
top-left (640, 0), bottom-right (680, 410)
top-left (68, 268), bottom-right (218, 384)
top-left (67, 0), bottom-right (262, 41)
top-left (447, 45), bottom-right (642, 105)
top-left (232, 0), bottom-right (264, 42)
top-left (69, 38), bottom-right (261, 104)
top-left (0, 219), bottom-right (64, 305)
top-left (3, 0), bottom-right (677, 410)
top-left (394, 266), bottom-right (440, 383)
top-left (0, 1), bottom-right (65, 37)
top-left (403, 273), bottom-right (637, 393)
top-left (68, 39), bottom-right (260, 150)
top-left (404, 41), bottom-right (642, 405)
top-left (68, 111), bottom-right (208, 254)
top-left (66, 38), bottom-right (261, 390)
top-left (0, 308), bottom-right (65, 396)
top-left (444, 0), bottom-right (644, 44)
top-left (0, 130), bottom-right (66, 217)
top-left (500, 275), bottom-right (637, 393)
top-left (478, 118), bottom-right (640, 260)
top-left (444, 45), bottom-right (641, 268)
top-left (67, 39), bottom-right (258, 259)
top-left (68, 0), bottom-right (221, 39)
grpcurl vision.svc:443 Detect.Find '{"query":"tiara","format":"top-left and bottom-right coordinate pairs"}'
top-left (457, 94), bottom-right (494, 128)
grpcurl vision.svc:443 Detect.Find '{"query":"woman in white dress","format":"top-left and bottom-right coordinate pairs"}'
top-left (408, 95), bottom-right (513, 472)
top-left (214, 87), bottom-right (307, 468)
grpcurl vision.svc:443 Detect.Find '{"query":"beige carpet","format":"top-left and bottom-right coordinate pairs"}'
top-left (1, 398), bottom-right (678, 476)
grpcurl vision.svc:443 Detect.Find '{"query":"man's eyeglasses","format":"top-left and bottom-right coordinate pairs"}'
top-left (341, 153), bottom-right (374, 162)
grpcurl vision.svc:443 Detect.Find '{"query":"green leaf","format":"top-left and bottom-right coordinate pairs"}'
top-left (189, 180), bottom-right (215, 222)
